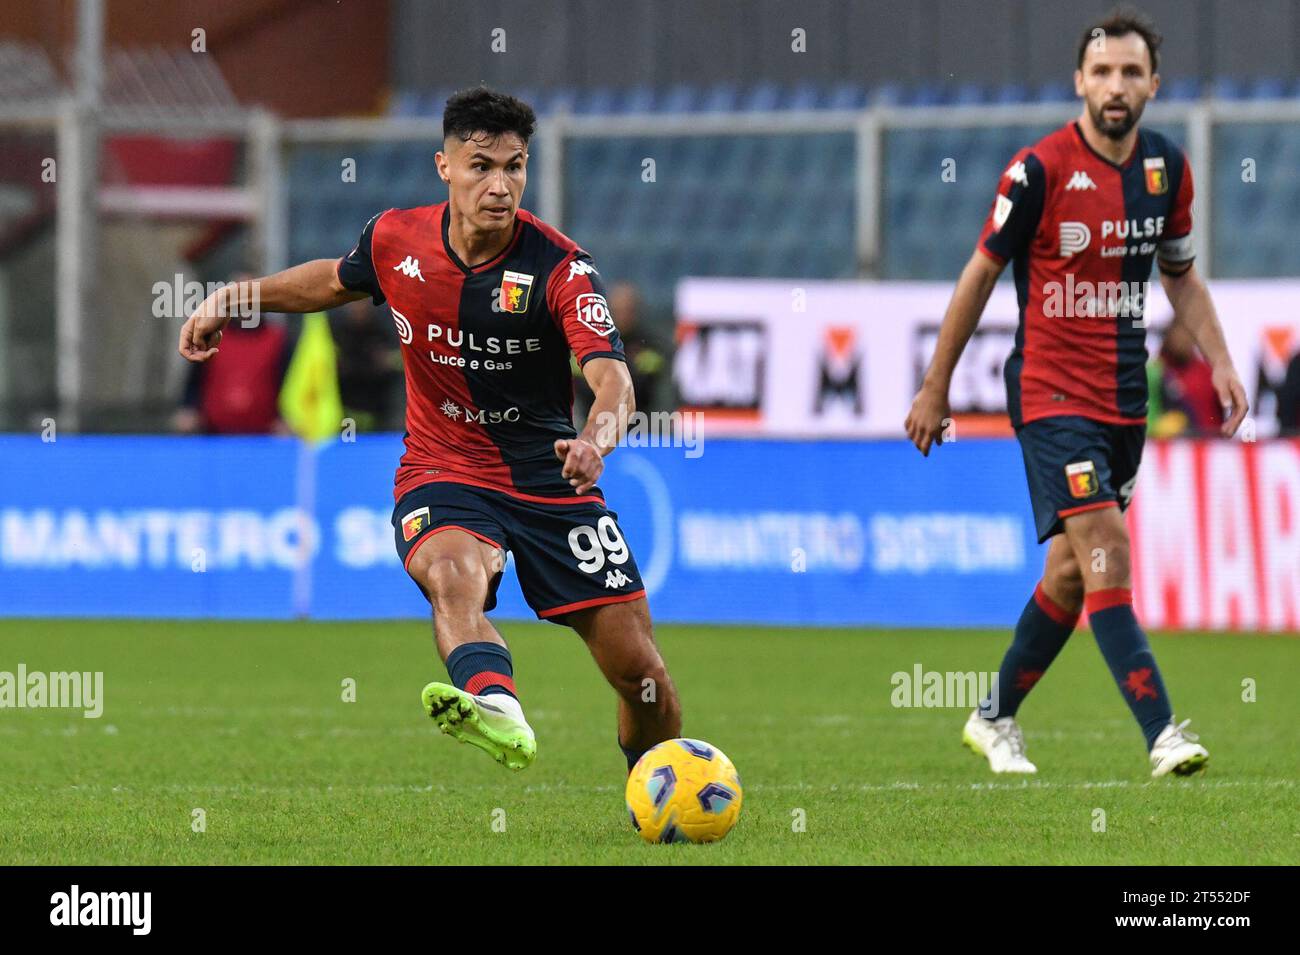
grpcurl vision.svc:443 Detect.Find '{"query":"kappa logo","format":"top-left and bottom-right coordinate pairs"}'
top-left (401, 506), bottom-right (431, 542)
top-left (1065, 460), bottom-right (1099, 499)
top-left (1003, 161), bottom-right (1028, 187)
top-left (1065, 170), bottom-right (1097, 191)
top-left (393, 256), bottom-right (425, 281)
top-left (1059, 221), bottom-right (1092, 256)
top-left (604, 568), bottom-right (634, 589)
top-left (567, 258), bottom-right (598, 282)
top-left (575, 293), bottom-right (615, 336)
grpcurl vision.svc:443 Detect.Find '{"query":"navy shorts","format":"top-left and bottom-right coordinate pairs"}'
top-left (392, 481), bottom-right (646, 623)
top-left (1015, 415), bottom-right (1145, 543)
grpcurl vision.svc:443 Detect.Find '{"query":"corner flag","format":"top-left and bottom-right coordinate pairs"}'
top-left (278, 312), bottom-right (343, 442)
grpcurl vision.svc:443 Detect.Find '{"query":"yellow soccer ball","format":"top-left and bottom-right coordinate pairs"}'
top-left (625, 738), bottom-right (743, 843)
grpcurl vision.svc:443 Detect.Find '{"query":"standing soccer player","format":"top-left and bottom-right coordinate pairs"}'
top-left (179, 87), bottom-right (682, 774)
top-left (905, 10), bottom-right (1247, 777)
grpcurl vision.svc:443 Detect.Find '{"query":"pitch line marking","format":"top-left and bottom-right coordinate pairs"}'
top-left (4, 778), bottom-right (1294, 798)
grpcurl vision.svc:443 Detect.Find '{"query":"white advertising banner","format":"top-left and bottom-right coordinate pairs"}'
top-left (674, 278), bottom-right (1300, 438)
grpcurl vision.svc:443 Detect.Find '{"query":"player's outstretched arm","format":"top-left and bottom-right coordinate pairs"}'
top-left (555, 357), bottom-right (634, 494)
top-left (905, 250), bottom-right (1004, 456)
top-left (178, 259), bottom-right (368, 362)
top-left (1158, 263), bottom-right (1249, 437)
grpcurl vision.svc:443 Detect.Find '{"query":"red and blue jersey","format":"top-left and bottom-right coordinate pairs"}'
top-left (336, 202), bottom-right (625, 502)
top-left (977, 121), bottom-right (1196, 427)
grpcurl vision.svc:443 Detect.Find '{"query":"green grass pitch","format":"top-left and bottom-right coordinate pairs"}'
top-left (0, 619), bottom-right (1295, 865)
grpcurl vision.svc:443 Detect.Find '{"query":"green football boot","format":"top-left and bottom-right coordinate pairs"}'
top-left (421, 682), bottom-right (536, 771)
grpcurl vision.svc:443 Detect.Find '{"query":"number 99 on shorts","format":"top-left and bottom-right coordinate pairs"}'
top-left (567, 515), bottom-right (630, 574)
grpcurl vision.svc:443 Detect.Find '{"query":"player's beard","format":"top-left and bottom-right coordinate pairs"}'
top-left (1090, 98), bottom-right (1144, 140)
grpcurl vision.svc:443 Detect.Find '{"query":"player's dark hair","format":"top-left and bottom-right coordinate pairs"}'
top-left (1077, 7), bottom-right (1162, 74)
top-left (443, 86), bottom-right (536, 146)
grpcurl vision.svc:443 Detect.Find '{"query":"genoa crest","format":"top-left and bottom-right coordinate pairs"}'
top-left (1065, 460), bottom-right (1099, 499)
top-left (1144, 156), bottom-right (1168, 195)
top-left (499, 270), bottom-right (535, 314)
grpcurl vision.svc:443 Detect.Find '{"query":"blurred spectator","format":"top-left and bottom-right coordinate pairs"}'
top-left (330, 298), bottom-right (403, 431)
top-left (1147, 321), bottom-right (1222, 438)
top-left (1278, 350), bottom-right (1300, 437)
top-left (573, 281), bottom-right (669, 419)
top-left (174, 273), bottom-right (291, 435)
top-left (612, 282), bottom-right (669, 410)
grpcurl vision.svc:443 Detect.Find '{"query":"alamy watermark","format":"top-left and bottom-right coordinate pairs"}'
top-left (891, 664), bottom-right (1000, 717)
top-left (592, 408), bottom-right (704, 458)
top-left (50, 885), bottom-right (150, 935)
top-left (0, 665), bottom-right (103, 718)
top-left (152, 275), bottom-right (261, 326)
top-left (1042, 277), bottom-right (1149, 325)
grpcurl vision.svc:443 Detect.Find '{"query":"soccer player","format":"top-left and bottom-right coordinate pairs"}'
top-left (905, 10), bottom-right (1247, 777)
top-left (179, 87), bottom-right (682, 774)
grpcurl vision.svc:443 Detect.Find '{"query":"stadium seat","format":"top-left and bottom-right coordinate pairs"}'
top-left (993, 83), bottom-right (1024, 104)
top-left (905, 82), bottom-right (944, 107)
top-left (740, 82), bottom-right (781, 112)
top-left (657, 84), bottom-right (697, 113)
top-left (556, 87), bottom-right (583, 114)
top-left (1248, 77), bottom-right (1288, 100)
top-left (1158, 77), bottom-right (1201, 101)
top-left (699, 83), bottom-right (741, 113)
top-left (621, 84), bottom-right (655, 114)
top-left (428, 88), bottom-right (453, 114)
top-left (1211, 77), bottom-right (1249, 100)
top-left (871, 82), bottom-right (905, 106)
top-left (574, 86), bottom-right (618, 114)
top-left (509, 86), bottom-right (542, 114)
top-left (826, 82), bottom-right (868, 111)
top-left (1032, 82), bottom-right (1069, 103)
top-left (391, 89), bottom-right (422, 117)
top-left (784, 82), bottom-right (820, 111)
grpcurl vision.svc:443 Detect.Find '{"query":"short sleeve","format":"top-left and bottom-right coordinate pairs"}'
top-left (978, 149), bottom-right (1046, 265)
top-left (1158, 152), bottom-right (1195, 271)
top-left (336, 212), bottom-right (387, 305)
top-left (546, 252), bottom-right (626, 366)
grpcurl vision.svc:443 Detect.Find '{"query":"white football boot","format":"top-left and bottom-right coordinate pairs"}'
top-left (962, 709), bottom-right (1037, 774)
top-left (1149, 717), bottom-right (1208, 778)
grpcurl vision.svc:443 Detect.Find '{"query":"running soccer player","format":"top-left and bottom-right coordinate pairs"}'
top-left (179, 87), bottom-right (681, 774)
top-left (905, 10), bottom-right (1247, 777)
